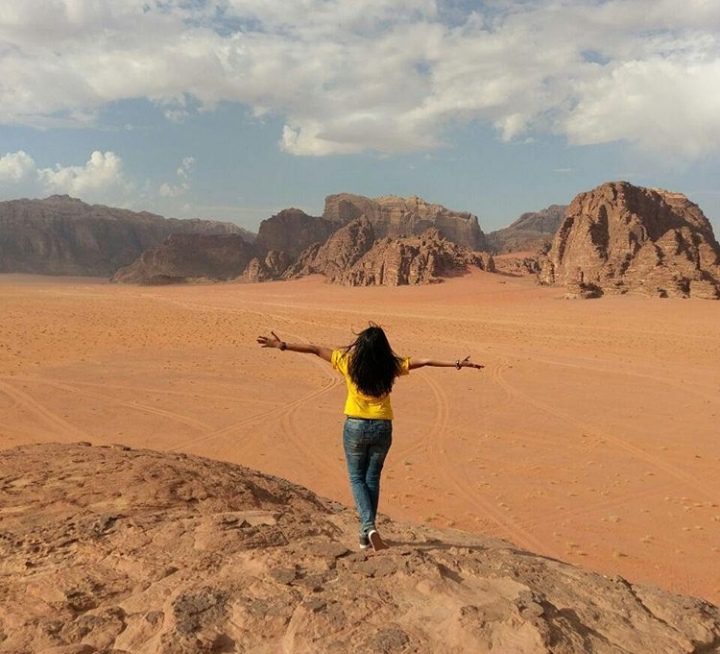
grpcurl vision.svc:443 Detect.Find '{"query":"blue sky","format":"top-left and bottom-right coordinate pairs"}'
top-left (1, 0), bottom-right (719, 233)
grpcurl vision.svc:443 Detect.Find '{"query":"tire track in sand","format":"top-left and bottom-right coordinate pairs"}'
top-left (168, 374), bottom-right (342, 454)
top-left (0, 378), bottom-right (90, 441)
top-left (4, 376), bottom-right (209, 434)
top-left (420, 371), bottom-right (548, 552)
top-left (494, 360), bottom-right (720, 504)
top-left (168, 320), bottom-right (344, 457)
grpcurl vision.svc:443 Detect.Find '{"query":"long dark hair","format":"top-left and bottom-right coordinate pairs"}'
top-left (346, 325), bottom-right (403, 397)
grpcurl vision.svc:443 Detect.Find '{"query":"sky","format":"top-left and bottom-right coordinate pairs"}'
top-left (1, 0), bottom-right (719, 233)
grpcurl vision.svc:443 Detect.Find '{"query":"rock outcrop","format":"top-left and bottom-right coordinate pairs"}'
top-left (323, 193), bottom-right (488, 250)
top-left (284, 217), bottom-right (493, 286)
top-left (254, 208), bottom-right (337, 259)
top-left (0, 195), bottom-right (248, 276)
top-left (493, 253), bottom-right (542, 277)
top-left (487, 205), bottom-right (566, 254)
top-left (336, 228), bottom-right (491, 286)
top-left (539, 182), bottom-right (720, 299)
top-left (2, 442), bottom-right (719, 654)
top-left (241, 250), bottom-right (294, 282)
top-left (111, 234), bottom-right (256, 284)
top-left (284, 216), bottom-right (377, 281)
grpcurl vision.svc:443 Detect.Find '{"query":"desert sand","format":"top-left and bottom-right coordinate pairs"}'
top-left (1, 271), bottom-right (719, 604)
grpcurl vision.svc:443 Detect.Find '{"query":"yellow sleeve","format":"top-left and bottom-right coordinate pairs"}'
top-left (331, 349), bottom-right (347, 374)
top-left (399, 357), bottom-right (411, 376)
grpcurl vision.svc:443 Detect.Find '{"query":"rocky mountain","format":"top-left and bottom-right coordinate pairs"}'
top-left (2, 442), bottom-right (719, 653)
top-left (284, 216), bottom-right (377, 281)
top-left (323, 193), bottom-right (488, 251)
top-left (337, 228), bottom-right (493, 286)
top-left (116, 195), bottom-right (494, 286)
top-left (0, 195), bottom-right (248, 276)
top-left (111, 234), bottom-right (256, 284)
top-left (254, 208), bottom-right (337, 259)
top-left (284, 219), bottom-right (493, 286)
top-left (487, 205), bottom-right (566, 254)
top-left (241, 249), bottom-right (294, 283)
top-left (538, 182), bottom-right (720, 299)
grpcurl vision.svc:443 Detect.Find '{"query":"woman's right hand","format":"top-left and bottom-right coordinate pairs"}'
top-left (257, 331), bottom-right (283, 348)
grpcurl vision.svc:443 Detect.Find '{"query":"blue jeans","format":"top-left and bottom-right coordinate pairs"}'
top-left (343, 417), bottom-right (393, 537)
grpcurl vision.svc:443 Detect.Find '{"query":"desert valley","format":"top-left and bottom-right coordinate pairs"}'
top-left (1, 184), bottom-right (720, 652)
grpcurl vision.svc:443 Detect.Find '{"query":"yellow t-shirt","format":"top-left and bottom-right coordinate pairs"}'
top-left (331, 349), bottom-right (410, 420)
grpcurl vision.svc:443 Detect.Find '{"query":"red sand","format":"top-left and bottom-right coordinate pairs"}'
top-left (1, 271), bottom-right (719, 602)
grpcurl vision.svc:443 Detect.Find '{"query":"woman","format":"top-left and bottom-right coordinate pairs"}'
top-left (257, 324), bottom-right (483, 551)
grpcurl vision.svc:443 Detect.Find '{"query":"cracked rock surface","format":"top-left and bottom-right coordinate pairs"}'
top-left (1, 443), bottom-right (719, 653)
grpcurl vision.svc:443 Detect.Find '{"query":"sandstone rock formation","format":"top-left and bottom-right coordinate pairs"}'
top-left (492, 253), bottom-right (542, 277)
top-left (323, 193), bottom-right (488, 250)
top-left (241, 250), bottom-right (294, 282)
top-left (284, 216), bottom-right (377, 281)
top-left (487, 205), bottom-right (566, 254)
top-left (111, 234), bottom-right (256, 284)
top-left (539, 182), bottom-right (720, 299)
top-left (0, 195), bottom-right (248, 276)
top-left (254, 208), bottom-right (337, 260)
top-left (1, 442), bottom-right (719, 654)
top-left (337, 228), bottom-right (491, 286)
top-left (284, 219), bottom-right (492, 286)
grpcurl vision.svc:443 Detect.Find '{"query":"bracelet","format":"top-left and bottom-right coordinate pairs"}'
top-left (279, 342), bottom-right (287, 351)
top-left (455, 359), bottom-right (461, 370)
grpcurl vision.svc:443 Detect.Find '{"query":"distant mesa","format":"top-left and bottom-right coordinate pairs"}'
top-left (539, 182), bottom-right (720, 299)
top-left (0, 195), bottom-right (249, 277)
top-left (324, 193), bottom-right (488, 251)
top-left (487, 205), bottom-right (566, 255)
top-left (3, 442), bottom-right (719, 653)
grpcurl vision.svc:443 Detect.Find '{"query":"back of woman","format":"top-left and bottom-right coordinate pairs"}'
top-left (257, 323), bottom-right (483, 551)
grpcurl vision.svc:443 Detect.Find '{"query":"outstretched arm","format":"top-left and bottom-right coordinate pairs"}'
top-left (409, 355), bottom-right (484, 371)
top-left (257, 331), bottom-right (333, 362)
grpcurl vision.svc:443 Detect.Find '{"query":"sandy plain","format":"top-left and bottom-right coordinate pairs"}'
top-left (1, 271), bottom-right (719, 604)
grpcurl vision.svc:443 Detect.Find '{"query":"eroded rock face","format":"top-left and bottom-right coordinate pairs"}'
top-left (487, 205), bottom-right (566, 254)
top-left (284, 216), bottom-right (377, 281)
top-left (241, 250), bottom-right (294, 282)
top-left (2, 442), bottom-right (719, 654)
top-left (492, 254), bottom-right (542, 277)
top-left (0, 195), bottom-right (248, 276)
top-left (337, 228), bottom-right (491, 286)
top-left (539, 182), bottom-right (720, 299)
top-left (323, 193), bottom-right (488, 250)
top-left (254, 208), bottom-right (336, 259)
top-left (111, 234), bottom-right (256, 284)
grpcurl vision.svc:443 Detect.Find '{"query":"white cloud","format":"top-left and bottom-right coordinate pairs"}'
top-left (0, 150), bottom-right (36, 182)
top-left (0, 148), bottom-right (132, 202)
top-left (1, 1), bottom-right (720, 157)
top-left (159, 156), bottom-right (195, 197)
top-left (36, 150), bottom-right (129, 197)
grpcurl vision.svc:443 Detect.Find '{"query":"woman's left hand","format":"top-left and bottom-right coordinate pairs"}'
top-left (457, 355), bottom-right (484, 370)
